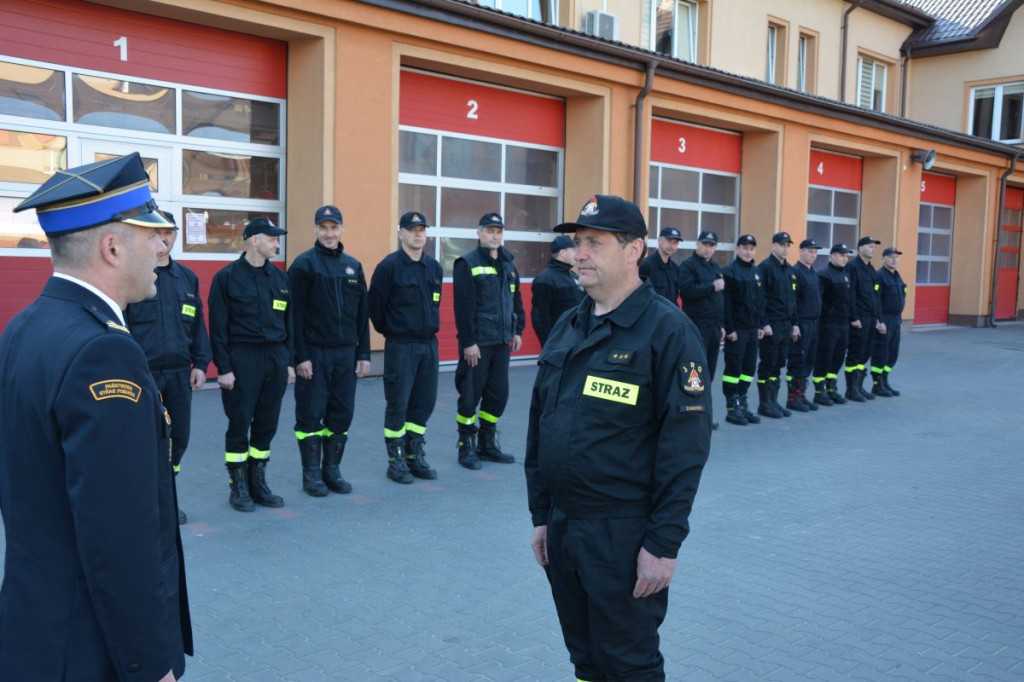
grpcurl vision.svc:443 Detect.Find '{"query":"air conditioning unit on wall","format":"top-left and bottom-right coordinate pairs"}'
top-left (584, 10), bottom-right (619, 41)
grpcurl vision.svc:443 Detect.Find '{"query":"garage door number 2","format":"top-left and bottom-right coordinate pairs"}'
top-left (466, 99), bottom-right (479, 120)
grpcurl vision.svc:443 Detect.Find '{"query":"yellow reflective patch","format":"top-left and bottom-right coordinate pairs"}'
top-left (582, 375), bottom-right (639, 406)
top-left (273, 299), bottom-right (287, 311)
top-left (471, 266), bottom-right (498, 277)
top-left (432, 292), bottom-right (441, 303)
top-left (510, 284), bottom-right (516, 292)
top-left (181, 304), bottom-right (196, 317)
top-left (792, 283), bottom-right (797, 290)
top-left (874, 284), bottom-right (880, 291)
top-left (89, 379), bottom-right (142, 403)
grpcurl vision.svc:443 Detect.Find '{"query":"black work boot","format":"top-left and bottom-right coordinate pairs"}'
top-left (871, 371), bottom-right (893, 397)
top-left (739, 392), bottom-right (760, 423)
top-left (298, 436), bottom-right (328, 497)
top-left (773, 382), bottom-right (792, 417)
top-left (323, 434), bottom-right (353, 494)
top-left (883, 372), bottom-right (900, 396)
top-left (799, 380), bottom-right (818, 411)
top-left (757, 383), bottom-right (783, 419)
top-left (725, 394), bottom-right (747, 425)
top-left (386, 439), bottom-right (414, 484)
top-left (845, 371), bottom-right (866, 402)
top-left (827, 378), bottom-right (847, 404)
top-left (226, 461), bottom-right (254, 512)
top-left (786, 380), bottom-right (810, 413)
top-left (477, 423), bottom-right (515, 463)
top-left (405, 434), bottom-right (437, 480)
top-left (247, 458), bottom-right (284, 508)
top-left (457, 424), bottom-right (481, 470)
top-left (859, 369), bottom-right (876, 400)
top-left (812, 379), bottom-right (833, 407)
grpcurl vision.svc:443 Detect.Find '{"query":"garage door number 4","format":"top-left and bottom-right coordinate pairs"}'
top-left (113, 36), bottom-right (128, 62)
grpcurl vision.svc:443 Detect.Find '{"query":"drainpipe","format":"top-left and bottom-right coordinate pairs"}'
top-left (633, 61), bottom-right (657, 205)
top-left (899, 47), bottom-right (911, 118)
top-left (988, 150), bottom-right (1021, 327)
top-left (840, 0), bottom-right (865, 103)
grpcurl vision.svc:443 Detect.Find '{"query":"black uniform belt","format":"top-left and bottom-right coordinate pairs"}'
top-left (554, 499), bottom-right (651, 519)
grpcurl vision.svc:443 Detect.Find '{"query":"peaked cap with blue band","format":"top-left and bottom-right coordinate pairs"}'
top-left (14, 152), bottom-right (171, 235)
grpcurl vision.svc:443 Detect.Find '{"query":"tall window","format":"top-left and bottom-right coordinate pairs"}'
top-left (970, 83), bottom-right (1024, 143)
top-left (476, 0), bottom-right (558, 23)
top-left (766, 25), bottom-right (778, 85)
top-left (797, 32), bottom-right (817, 94)
top-left (856, 57), bottom-right (887, 112)
top-left (649, 0), bottom-right (698, 62)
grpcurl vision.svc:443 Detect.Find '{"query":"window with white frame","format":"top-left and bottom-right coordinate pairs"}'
top-left (648, 162), bottom-right (740, 267)
top-left (648, 0), bottom-right (698, 62)
top-left (970, 83), bottom-right (1024, 143)
top-left (797, 32), bottom-right (817, 94)
top-left (916, 202), bottom-right (954, 286)
top-left (807, 186), bottom-right (861, 269)
top-left (766, 25), bottom-right (778, 84)
top-left (475, 0), bottom-right (558, 23)
top-left (856, 56), bottom-right (887, 112)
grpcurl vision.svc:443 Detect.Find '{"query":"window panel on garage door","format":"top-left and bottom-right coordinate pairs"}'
top-left (807, 150), bottom-right (862, 269)
top-left (914, 172), bottom-right (956, 325)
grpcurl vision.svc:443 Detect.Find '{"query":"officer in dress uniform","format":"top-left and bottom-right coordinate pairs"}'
top-left (638, 226), bottom-right (682, 305)
top-left (812, 243), bottom-right (856, 406)
top-left (530, 234), bottom-right (584, 348)
top-left (870, 247), bottom-right (907, 397)
top-left (756, 232), bottom-right (799, 419)
top-left (288, 205), bottom-right (371, 496)
top-left (678, 230), bottom-right (725, 429)
top-left (125, 210), bottom-right (211, 525)
top-left (785, 239), bottom-right (823, 412)
top-left (526, 195), bottom-right (711, 681)
top-left (721, 234), bottom-right (768, 426)
top-left (208, 217), bottom-right (294, 512)
top-left (844, 235), bottom-right (887, 402)
top-left (1, 153), bottom-right (192, 681)
top-left (452, 212), bottom-right (525, 469)
top-left (368, 211), bottom-right (443, 484)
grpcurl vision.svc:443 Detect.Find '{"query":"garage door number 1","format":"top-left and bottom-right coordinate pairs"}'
top-left (113, 36), bottom-right (128, 62)
top-left (466, 99), bottom-right (479, 120)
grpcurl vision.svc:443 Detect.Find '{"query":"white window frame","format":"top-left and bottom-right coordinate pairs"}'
top-left (968, 82), bottom-right (1024, 144)
top-left (648, 0), bottom-right (698, 62)
top-left (766, 25), bottom-right (778, 85)
top-left (476, 0), bottom-right (559, 23)
top-left (916, 201), bottom-right (954, 286)
top-left (648, 159), bottom-right (741, 257)
top-left (856, 56), bottom-right (887, 113)
top-left (806, 185), bottom-right (861, 269)
top-left (797, 34), bottom-right (808, 93)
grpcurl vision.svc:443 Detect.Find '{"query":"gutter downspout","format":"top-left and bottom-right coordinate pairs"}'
top-left (988, 150), bottom-right (1021, 327)
top-left (633, 61), bottom-right (657, 205)
top-left (840, 0), bottom-right (865, 103)
top-left (899, 47), bottom-right (911, 117)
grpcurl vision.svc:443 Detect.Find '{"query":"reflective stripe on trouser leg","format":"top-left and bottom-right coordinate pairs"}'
top-left (225, 451), bottom-right (248, 463)
top-left (478, 411), bottom-right (499, 424)
top-left (248, 446), bottom-right (269, 460)
top-left (405, 422), bottom-right (426, 435)
top-left (384, 427), bottom-right (406, 440)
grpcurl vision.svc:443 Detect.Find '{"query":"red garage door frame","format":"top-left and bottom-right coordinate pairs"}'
top-left (914, 172), bottom-right (957, 325)
top-left (996, 186), bottom-right (1023, 320)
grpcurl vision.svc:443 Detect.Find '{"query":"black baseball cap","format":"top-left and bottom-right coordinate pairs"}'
top-left (830, 243), bottom-right (854, 254)
top-left (399, 211), bottom-right (428, 229)
top-left (698, 230), bottom-right (718, 245)
top-left (883, 247), bottom-right (903, 256)
top-left (315, 205), bottom-right (343, 225)
top-left (243, 217), bottom-right (287, 239)
top-left (159, 210), bottom-right (178, 229)
top-left (660, 226), bottom-right (682, 240)
top-left (857, 236), bottom-right (881, 247)
top-left (737, 234), bottom-right (757, 246)
top-left (550, 235), bottom-right (575, 253)
top-left (772, 232), bottom-right (793, 244)
top-left (479, 212), bottom-right (505, 228)
top-left (554, 195), bottom-right (647, 239)
top-left (799, 238), bottom-right (822, 249)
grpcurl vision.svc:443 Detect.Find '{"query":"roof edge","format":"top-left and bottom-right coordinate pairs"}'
top-left (903, 0), bottom-right (1024, 55)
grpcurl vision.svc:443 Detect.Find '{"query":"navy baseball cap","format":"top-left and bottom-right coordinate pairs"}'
top-left (737, 234), bottom-right (757, 246)
top-left (799, 238), bottom-right (822, 249)
top-left (14, 152), bottom-right (171, 235)
top-left (550, 235), bottom-right (575, 253)
top-left (554, 195), bottom-right (647, 239)
top-left (479, 212), bottom-right (505, 228)
top-left (159, 210), bottom-right (178, 229)
top-left (243, 217), bottom-right (287, 239)
top-left (399, 211), bottom-right (428, 229)
top-left (315, 205), bottom-right (343, 225)
top-left (772, 232), bottom-right (793, 244)
top-left (830, 243), bottom-right (854, 254)
top-left (883, 247), bottom-right (903, 256)
top-left (857, 236), bottom-right (881, 247)
top-left (698, 230), bottom-right (718, 245)
top-left (660, 226), bottom-right (682, 240)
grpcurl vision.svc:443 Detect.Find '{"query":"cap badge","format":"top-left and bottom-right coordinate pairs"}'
top-left (580, 197), bottom-right (599, 217)
top-left (345, 266), bottom-right (355, 276)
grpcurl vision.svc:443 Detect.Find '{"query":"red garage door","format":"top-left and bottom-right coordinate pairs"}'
top-left (398, 70), bottom-right (565, 362)
top-left (807, 150), bottom-right (862, 269)
top-left (996, 187), bottom-right (1023, 320)
top-left (914, 172), bottom-right (956, 325)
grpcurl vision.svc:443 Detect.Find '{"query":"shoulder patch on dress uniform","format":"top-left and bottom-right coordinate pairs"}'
top-left (89, 379), bottom-right (142, 403)
top-left (681, 362), bottom-right (705, 394)
top-left (105, 320), bottom-right (131, 333)
top-left (605, 350), bottom-right (634, 365)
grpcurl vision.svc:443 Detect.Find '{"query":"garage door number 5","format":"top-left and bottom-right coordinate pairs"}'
top-left (466, 99), bottom-right (479, 120)
top-left (113, 36), bottom-right (128, 62)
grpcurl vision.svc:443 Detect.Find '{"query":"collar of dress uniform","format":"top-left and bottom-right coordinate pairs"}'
top-left (51, 272), bottom-right (125, 325)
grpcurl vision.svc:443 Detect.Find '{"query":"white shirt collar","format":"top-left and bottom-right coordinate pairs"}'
top-left (52, 272), bottom-right (126, 326)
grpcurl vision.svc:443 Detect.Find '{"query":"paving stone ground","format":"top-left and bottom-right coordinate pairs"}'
top-left (3, 323), bottom-right (1024, 681)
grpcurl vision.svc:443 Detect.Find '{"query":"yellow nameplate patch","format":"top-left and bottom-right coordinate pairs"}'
top-left (432, 292), bottom-right (441, 303)
top-left (181, 304), bottom-right (196, 317)
top-left (583, 375), bottom-right (639, 406)
top-left (273, 299), bottom-right (287, 311)
top-left (89, 379), bottom-right (142, 403)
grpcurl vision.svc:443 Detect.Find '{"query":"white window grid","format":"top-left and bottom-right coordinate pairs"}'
top-left (648, 160), bottom-right (740, 254)
top-left (0, 54), bottom-right (286, 260)
top-left (856, 57), bottom-right (887, 113)
top-left (807, 183), bottom-right (861, 269)
top-left (766, 25), bottom-right (778, 85)
top-left (916, 201), bottom-right (954, 286)
top-left (647, 0), bottom-right (698, 62)
top-left (398, 124), bottom-right (564, 282)
top-left (968, 82), bottom-right (1024, 144)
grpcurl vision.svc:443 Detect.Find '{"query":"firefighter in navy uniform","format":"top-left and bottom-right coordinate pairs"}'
top-left (526, 195), bottom-right (711, 682)
top-left (678, 230), bottom-right (725, 429)
top-left (125, 210), bottom-right (211, 525)
top-left (288, 205), bottom-right (371, 496)
top-left (209, 217), bottom-right (294, 512)
top-left (870, 247), bottom-right (907, 397)
top-left (721, 234), bottom-right (768, 426)
top-left (452, 212), bottom-right (525, 469)
top-left (1, 153), bottom-right (191, 681)
top-left (844, 235), bottom-right (887, 402)
top-left (755, 232), bottom-right (799, 419)
top-left (530, 234), bottom-right (584, 348)
top-left (812, 243), bottom-right (856, 406)
top-left (785, 239), bottom-right (823, 412)
top-left (638, 226), bottom-right (682, 305)
top-left (368, 211), bottom-right (443, 483)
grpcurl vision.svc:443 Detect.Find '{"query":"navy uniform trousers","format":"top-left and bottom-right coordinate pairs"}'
top-left (152, 368), bottom-right (192, 469)
top-left (294, 344), bottom-right (357, 437)
top-left (455, 344), bottom-right (510, 423)
top-left (813, 322), bottom-right (849, 384)
top-left (722, 329), bottom-right (758, 398)
top-left (383, 339), bottom-right (438, 435)
top-left (871, 314), bottom-right (901, 373)
top-left (787, 318), bottom-right (819, 381)
top-left (222, 343), bottom-right (289, 457)
top-left (688, 317), bottom-right (722, 382)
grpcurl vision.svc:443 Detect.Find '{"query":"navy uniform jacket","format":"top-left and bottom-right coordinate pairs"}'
top-left (638, 250), bottom-right (681, 305)
top-left (678, 253), bottom-right (724, 323)
top-left (530, 258), bottom-right (584, 347)
top-left (452, 245), bottom-right (525, 348)
top-left (793, 262), bottom-right (823, 320)
top-left (819, 263), bottom-right (856, 324)
top-left (288, 241), bottom-right (370, 363)
top-left (368, 248), bottom-right (443, 341)
top-left (847, 256), bottom-right (882, 319)
top-left (758, 255), bottom-right (797, 327)
top-left (722, 257), bottom-right (766, 334)
top-left (877, 266), bottom-right (907, 317)
top-left (209, 254), bottom-right (294, 374)
top-left (0, 277), bottom-right (191, 681)
top-left (125, 258), bottom-right (211, 372)
top-left (525, 281), bottom-right (712, 559)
